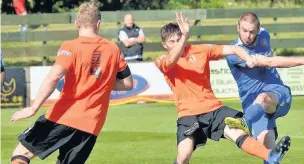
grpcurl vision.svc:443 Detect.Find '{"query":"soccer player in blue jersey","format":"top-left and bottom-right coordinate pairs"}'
top-left (225, 12), bottom-right (304, 164)
top-left (0, 49), bottom-right (5, 83)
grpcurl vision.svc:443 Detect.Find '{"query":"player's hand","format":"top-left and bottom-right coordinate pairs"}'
top-left (251, 54), bottom-right (267, 67)
top-left (11, 107), bottom-right (37, 121)
top-left (176, 12), bottom-right (190, 35)
top-left (246, 56), bottom-right (256, 68)
top-left (252, 54), bottom-right (259, 66)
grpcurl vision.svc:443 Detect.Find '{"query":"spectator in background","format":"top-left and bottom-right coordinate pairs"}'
top-left (118, 14), bottom-right (145, 62)
top-left (13, 0), bottom-right (27, 32)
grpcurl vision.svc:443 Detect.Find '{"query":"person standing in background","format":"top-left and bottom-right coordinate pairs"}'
top-left (118, 14), bottom-right (145, 62)
top-left (13, 0), bottom-right (27, 32)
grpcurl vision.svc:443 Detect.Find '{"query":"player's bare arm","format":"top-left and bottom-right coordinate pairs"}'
top-left (222, 45), bottom-right (255, 68)
top-left (163, 12), bottom-right (189, 69)
top-left (11, 65), bottom-right (66, 121)
top-left (113, 76), bottom-right (133, 91)
top-left (252, 54), bottom-right (304, 68)
top-left (113, 65), bottom-right (133, 91)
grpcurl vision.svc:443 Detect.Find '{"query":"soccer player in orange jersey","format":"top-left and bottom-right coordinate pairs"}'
top-left (10, 2), bottom-right (133, 164)
top-left (155, 12), bottom-right (290, 164)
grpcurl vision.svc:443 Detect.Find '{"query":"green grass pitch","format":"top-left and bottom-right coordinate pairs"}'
top-left (2, 97), bottom-right (304, 164)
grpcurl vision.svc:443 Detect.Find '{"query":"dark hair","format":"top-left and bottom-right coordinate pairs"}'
top-left (238, 12), bottom-right (260, 28)
top-left (160, 22), bottom-right (182, 42)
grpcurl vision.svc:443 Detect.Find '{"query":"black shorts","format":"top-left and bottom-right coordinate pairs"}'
top-left (176, 106), bottom-right (243, 150)
top-left (18, 115), bottom-right (97, 164)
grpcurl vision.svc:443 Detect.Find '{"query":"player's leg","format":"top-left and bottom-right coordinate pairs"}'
top-left (225, 110), bottom-right (279, 163)
top-left (175, 136), bottom-right (194, 164)
top-left (225, 85), bottom-right (291, 136)
top-left (257, 129), bottom-right (276, 149)
top-left (253, 85), bottom-right (291, 163)
top-left (211, 106), bottom-right (291, 163)
top-left (224, 126), bottom-right (268, 160)
top-left (175, 116), bottom-right (202, 164)
top-left (12, 115), bottom-right (80, 163)
top-left (11, 143), bottom-right (35, 164)
top-left (242, 92), bottom-right (278, 131)
top-left (224, 91), bottom-right (279, 133)
top-left (257, 130), bottom-right (276, 164)
top-left (224, 92), bottom-right (279, 137)
top-left (245, 84), bottom-right (292, 130)
top-left (224, 125), bottom-right (291, 163)
top-left (207, 106), bottom-right (270, 160)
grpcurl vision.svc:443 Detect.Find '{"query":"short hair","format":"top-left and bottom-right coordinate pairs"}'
top-left (76, 2), bottom-right (101, 28)
top-left (238, 12), bottom-right (260, 28)
top-left (160, 22), bottom-right (182, 42)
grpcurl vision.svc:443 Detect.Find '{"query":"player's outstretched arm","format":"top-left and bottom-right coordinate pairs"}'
top-left (33, 65), bottom-right (66, 109)
top-left (11, 65), bottom-right (66, 121)
top-left (252, 55), bottom-right (304, 68)
top-left (222, 45), bottom-right (255, 68)
top-left (164, 12), bottom-right (189, 69)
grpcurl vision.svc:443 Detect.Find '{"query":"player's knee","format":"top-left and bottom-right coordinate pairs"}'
top-left (12, 143), bottom-right (35, 160)
top-left (176, 154), bottom-right (191, 164)
top-left (177, 150), bottom-right (192, 164)
top-left (255, 93), bottom-right (277, 114)
top-left (255, 93), bottom-right (270, 106)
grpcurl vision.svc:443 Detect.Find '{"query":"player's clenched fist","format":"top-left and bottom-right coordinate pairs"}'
top-left (246, 55), bottom-right (257, 68)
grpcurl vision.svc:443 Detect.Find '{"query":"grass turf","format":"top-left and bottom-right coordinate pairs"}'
top-left (1, 97), bottom-right (304, 164)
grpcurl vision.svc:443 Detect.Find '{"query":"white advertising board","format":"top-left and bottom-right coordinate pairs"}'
top-left (30, 60), bottom-right (304, 104)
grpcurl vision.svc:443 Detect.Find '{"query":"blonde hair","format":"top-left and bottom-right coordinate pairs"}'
top-left (76, 1), bottom-right (101, 28)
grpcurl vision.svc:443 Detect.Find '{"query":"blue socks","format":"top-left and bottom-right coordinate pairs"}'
top-left (245, 103), bottom-right (265, 126)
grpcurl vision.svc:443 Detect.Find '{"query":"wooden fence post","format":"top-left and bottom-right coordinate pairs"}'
top-left (24, 67), bottom-right (31, 107)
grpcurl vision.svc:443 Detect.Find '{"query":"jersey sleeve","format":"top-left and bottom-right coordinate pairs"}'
top-left (55, 42), bottom-right (75, 70)
top-left (226, 53), bottom-right (247, 67)
top-left (115, 46), bottom-right (131, 79)
top-left (154, 55), bottom-right (171, 74)
top-left (117, 51), bottom-right (128, 72)
top-left (208, 44), bottom-right (224, 61)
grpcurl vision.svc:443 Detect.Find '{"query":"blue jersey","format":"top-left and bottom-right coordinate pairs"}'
top-left (226, 28), bottom-right (284, 108)
top-left (0, 49), bottom-right (4, 69)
